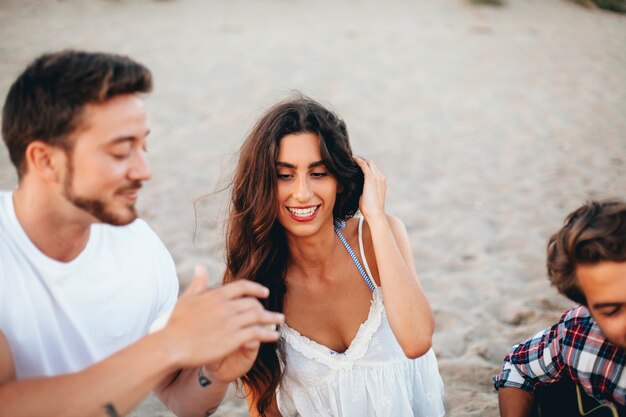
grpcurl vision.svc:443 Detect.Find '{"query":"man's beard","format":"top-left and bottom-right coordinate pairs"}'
top-left (62, 159), bottom-right (141, 226)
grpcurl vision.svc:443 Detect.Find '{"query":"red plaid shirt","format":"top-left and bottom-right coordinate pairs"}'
top-left (493, 306), bottom-right (626, 406)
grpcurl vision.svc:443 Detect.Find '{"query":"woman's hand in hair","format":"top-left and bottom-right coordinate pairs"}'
top-left (353, 157), bottom-right (434, 357)
top-left (353, 156), bottom-right (387, 220)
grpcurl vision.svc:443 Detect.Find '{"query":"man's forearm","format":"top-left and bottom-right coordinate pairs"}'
top-left (498, 387), bottom-right (534, 417)
top-left (0, 332), bottom-right (178, 417)
top-left (157, 367), bottom-right (230, 417)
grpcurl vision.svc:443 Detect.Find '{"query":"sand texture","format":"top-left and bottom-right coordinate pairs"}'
top-left (0, 0), bottom-right (625, 416)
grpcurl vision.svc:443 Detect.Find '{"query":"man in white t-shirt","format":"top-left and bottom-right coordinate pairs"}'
top-left (0, 50), bottom-right (284, 417)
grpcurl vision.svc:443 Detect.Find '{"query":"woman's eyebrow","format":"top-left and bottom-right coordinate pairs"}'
top-left (276, 160), bottom-right (324, 169)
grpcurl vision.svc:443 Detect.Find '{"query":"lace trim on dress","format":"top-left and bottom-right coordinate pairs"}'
top-left (280, 288), bottom-right (385, 370)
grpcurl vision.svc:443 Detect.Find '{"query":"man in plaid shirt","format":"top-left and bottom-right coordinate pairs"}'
top-left (494, 200), bottom-right (626, 416)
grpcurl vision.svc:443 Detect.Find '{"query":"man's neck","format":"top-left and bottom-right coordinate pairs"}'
top-left (13, 184), bottom-right (93, 262)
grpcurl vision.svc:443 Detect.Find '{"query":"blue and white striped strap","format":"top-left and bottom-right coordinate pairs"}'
top-left (334, 218), bottom-right (376, 292)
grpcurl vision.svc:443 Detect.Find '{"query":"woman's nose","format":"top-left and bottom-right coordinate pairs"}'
top-left (293, 176), bottom-right (312, 202)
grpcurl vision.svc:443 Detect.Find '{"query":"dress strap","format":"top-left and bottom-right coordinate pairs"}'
top-left (357, 217), bottom-right (376, 285)
top-left (334, 218), bottom-right (376, 292)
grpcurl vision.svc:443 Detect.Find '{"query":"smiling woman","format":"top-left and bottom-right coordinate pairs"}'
top-left (223, 95), bottom-right (445, 417)
top-left (275, 132), bottom-right (340, 236)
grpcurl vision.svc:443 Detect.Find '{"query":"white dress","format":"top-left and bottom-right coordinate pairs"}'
top-left (276, 217), bottom-right (445, 417)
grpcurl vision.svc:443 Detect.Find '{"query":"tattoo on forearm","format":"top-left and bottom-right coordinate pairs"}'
top-left (103, 403), bottom-right (120, 417)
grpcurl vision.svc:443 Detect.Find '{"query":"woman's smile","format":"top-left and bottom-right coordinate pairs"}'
top-left (286, 205), bottom-right (321, 222)
top-left (276, 132), bottom-right (338, 237)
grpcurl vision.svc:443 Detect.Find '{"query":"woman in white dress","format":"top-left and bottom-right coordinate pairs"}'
top-left (223, 96), bottom-right (444, 417)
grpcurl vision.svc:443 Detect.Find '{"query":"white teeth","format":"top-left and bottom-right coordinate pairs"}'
top-left (288, 206), bottom-right (318, 217)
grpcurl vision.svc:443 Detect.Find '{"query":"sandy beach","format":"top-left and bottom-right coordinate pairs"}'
top-left (1, 0), bottom-right (625, 416)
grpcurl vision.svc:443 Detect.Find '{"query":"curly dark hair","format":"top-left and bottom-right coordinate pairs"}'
top-left (223, 95), bottom-right (363, 416)
top-left (547, 199), bottom-right (626, 305)
top-left (2, 50), bottom-right (152, 179)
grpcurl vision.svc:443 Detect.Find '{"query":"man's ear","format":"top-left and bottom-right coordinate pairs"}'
top-left (24, 141), bottom-right (67, 183)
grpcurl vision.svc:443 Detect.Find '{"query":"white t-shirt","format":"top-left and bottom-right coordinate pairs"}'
top-left (0, 191), bottom-right (179, 378)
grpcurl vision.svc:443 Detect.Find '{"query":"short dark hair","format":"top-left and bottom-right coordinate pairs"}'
top-left (2, 50), bottom-right (152, 178)
top-left (547, 200), bottom-right (626, 305)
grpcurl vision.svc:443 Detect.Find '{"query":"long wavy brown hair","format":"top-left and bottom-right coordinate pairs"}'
top-left (223, 95), bottom-right (364, 416)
